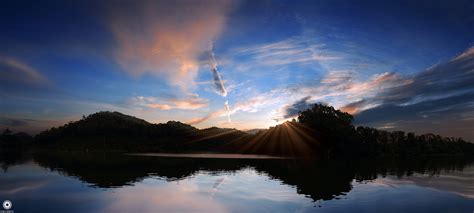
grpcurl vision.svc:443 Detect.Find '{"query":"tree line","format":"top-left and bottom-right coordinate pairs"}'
top-left (297, 103), bottom-right (474, 158)
top-left (1, 106), bottom-right (473, 159)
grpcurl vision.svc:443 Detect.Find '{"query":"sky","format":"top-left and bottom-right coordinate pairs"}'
top-left (1, 0), bottom-right (474, 141)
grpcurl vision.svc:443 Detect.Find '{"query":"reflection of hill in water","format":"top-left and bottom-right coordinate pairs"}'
top-left (6, 152), bottom-right (471, 202)
top-left (0, 150), bottom-right (31, 172)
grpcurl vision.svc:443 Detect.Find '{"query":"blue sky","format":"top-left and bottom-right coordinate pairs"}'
top-left (1, 0), bottom-right (474, 141)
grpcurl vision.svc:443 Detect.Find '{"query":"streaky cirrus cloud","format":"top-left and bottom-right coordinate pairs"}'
top-left (187, 69), bottom-right (404, 125)
top-left (108, 0), bottom-right (232, 91)
top-left (273, 70), bottom-right (408, 119)
top-left (233, 36), bottom-right (339, 66)
top-left (131, 95), bottom-right (208, 111)
top-left (125, 42), bottom-right (474, 142)
top-left (0, 117), bottom-right (36, 127)
top-left (186, 108), bottom-right (226, 125)
top-left (0, 116), bottom-right (70, 134)
top-left (350, 46), bottom-right (474, 115)
top-left (270, 44), bottom-right (474, 141)
top-left (0, 57), bottom-right (49, 85)
top-left (275, 46), bottom-right (474, 142)
top-left (351, 46), bottom-right (474, 141)
top-left (188, 65), bottom-right (409, 125)
top-left (187, 35), bottom-right (408, 125)
top-left (186, 91), bottom-right (283, 125)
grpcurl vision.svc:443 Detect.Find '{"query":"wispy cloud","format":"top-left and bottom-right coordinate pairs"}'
top-left (244, 45), bottom-right (474, 141)
top-left (274, 45), bottom-right (474, 135)
top-left (186, 109), bottom-right (225, 125)
top-left (0, 117), bottom-right (34, 127)
top-left (0, 116), bottom-right (68, 134)
top-left (0, 57), bottom-right (49, 85)
top-left (130, 95), bottom-right (209, 111)
top-left (186, 66), bottom-right (404, 126)
top-left (350, 46), bottom-right (474, 115)
top-left (453, 46), bottom-right (474, 61)
top-left (234, 37), bottom-right (339, 66)
top-left (108, 0), bottom-right (232, 91)
top-left (271, 70), bottom-right (408, 119)
top-left (339, 99), bottom-right (369, 115)
top-left (186, 90), bottom-right (285, 125)
top-left (349, 46), bottom-right (474, 141)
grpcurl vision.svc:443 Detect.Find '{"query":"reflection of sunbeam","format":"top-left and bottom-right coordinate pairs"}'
top-left (237, 122), bottom-right (321, 157)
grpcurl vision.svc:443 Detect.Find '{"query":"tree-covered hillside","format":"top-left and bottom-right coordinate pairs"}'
top-left (34, 111), bottom-right (246, 152)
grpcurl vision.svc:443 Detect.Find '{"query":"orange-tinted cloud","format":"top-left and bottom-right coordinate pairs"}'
top-left (172, 99), bottom-right (209, 110)
top-left (132, 95), bottom-right (208, 111)
top-left (108, 0), bottom-right (232, 91)
top-left (147, 104), bottom-right (172, 110)
top-left (340, 100), bottom-right (368, 115)
top-left (186, 109), bottom-right (225, 125)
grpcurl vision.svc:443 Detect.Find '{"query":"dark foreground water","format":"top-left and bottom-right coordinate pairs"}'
top-left (0, 152), bottom-right (473, 213)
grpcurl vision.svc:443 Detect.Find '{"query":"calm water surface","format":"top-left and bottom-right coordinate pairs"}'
top-left (0, 152), bottom-right (473, 212)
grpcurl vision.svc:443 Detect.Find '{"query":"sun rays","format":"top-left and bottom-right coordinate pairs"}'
top-left (235, 122), bottom-right (321, 157)
top-left (182, 121), bottom-right (321, 157)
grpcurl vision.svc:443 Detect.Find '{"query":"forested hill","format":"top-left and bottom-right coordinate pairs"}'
top-left (33, 111), bottom-right (249, 152)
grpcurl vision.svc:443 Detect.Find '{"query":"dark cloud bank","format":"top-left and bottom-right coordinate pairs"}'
top-left (280, 96), bottom-right (313, 120)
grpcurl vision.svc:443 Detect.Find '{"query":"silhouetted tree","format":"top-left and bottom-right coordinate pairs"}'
top-left (297, 103), bottom-right (358, 157)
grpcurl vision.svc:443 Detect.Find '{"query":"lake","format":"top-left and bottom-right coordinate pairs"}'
top-left (1, 152), bottom-right (473, 212)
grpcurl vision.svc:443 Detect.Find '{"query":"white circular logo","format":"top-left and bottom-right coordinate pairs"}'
top-left (2, 200), bottom-right (12, 210)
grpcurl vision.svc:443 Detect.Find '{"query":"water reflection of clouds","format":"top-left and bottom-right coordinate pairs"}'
top-left (0, 164), bottom-right (106, 212)
top-left (0, 180), bottom-right (48, 195)
top-left (197, 169), bottom-right (313, 212)
top-left (0, 164), bottom-right (49, 195)
top-left (373, 166), bottom-right (474, 199)
top-left (103, 179), bottom-right (229, 212)
top-left (2, 160), bottom-right (473, 212)
top-left (1, 163), bottom-right (311, 212)
top-left (103, 168), bottom-right (312, 212)
top-left (210, 169), bottom-right (305, 202)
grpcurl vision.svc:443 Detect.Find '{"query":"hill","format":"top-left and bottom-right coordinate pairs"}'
top-left (34, 111), bottom-right (251, 152)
